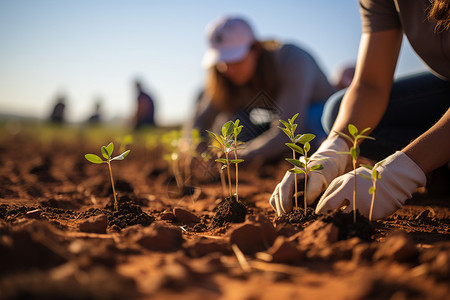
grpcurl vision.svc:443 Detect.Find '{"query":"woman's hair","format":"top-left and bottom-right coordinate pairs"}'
top-left (428, 0), bottom-right (450, 32)
top-left (204, 42), bottom-right (279, 112)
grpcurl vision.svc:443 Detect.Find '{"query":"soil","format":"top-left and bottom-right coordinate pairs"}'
top-left (0, 128), bottom-right (449, 300)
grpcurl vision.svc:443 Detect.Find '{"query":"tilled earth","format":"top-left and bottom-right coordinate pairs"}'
top-left (0, 130), bottom-right (449, 300)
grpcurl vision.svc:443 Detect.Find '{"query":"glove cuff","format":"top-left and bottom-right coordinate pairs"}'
top-left (381, 151), bottom-right (427, 200)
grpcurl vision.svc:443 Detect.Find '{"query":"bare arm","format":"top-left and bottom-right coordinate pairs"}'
top-left (403, 108), bottom-right (450, 174)
top-left (330, 29), bottom-right (403, 141)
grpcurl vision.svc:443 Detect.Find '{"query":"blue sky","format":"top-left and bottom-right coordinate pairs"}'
top-left (0, 0), bottom-right (427, 125)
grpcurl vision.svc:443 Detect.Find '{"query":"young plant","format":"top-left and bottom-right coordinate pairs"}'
top-left (231, 120), bottom-right (245, 202)
top-left (334, 124), bottom-right (375, 223)
top-left (359, 160), bottom-right (384, 222)
top-left (285, 133), bottom-right (323, 213)
top-left (162, 130), bottom-right (184, 192)
top-left (85, 142), bottom-right (130, 211)
top-left (206, 120), bottom-right (244, 200)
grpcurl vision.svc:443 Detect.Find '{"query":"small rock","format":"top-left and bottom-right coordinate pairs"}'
top-left (229, 214), bottom-right (278, 254)
top-left (289, 220), bottom-right (339, 250)
top-left (79, 214), bottom-right (107, 234)
top-left (374, 232), bottom-right (418, 262)
top-left (173, 207), bottom-right (200, 224)
top-left (135, 222), bottom-right (183, 251)
top-left (25, 209), bottom-right (42, 219)
top-left (266, 236), bottom-right (303, 263)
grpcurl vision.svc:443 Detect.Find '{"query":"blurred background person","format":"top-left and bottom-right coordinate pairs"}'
top-left (187, 15), bottom-right (336, 162)
top-left (133, 79), bottom-right (156, 130)
top-left (49, 94), bottom-right (66, 124)
top-left (86, 99), bottom-right (102, 124)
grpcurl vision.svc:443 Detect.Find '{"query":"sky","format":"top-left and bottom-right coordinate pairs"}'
top-left (0, 0), bottom-right (428, 126)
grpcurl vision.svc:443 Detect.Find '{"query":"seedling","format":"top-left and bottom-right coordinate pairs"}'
top-left (85, 142), bottom-right (130, 211)
top-left (285, 134), bottom-right (323, 213)
top-left (279, 114), bottom-right (323, 212)
top-left (334, 124), bottom-right (375, 223)
top-left (359, 160), bottom-right (384, 222)
top-left (206, 120), bottom-right (244, 200)
top-left (231, 120), bottom-right (245, 202)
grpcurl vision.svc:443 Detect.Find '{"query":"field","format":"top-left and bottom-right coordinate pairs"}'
top-left (0, 123), bottom-right (449, 300)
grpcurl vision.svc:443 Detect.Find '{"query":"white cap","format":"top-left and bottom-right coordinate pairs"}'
top-left (202, 16), bottom-right (256, 68)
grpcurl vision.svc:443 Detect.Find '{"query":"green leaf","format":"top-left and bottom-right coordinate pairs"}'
top-left (286, 143), bottom-right (304, 155)
top-left (85, 154), bottom-right (104, 164)
top-left (360, 164), bottom-right (374, 170)
top-left (208, 145), bottom-right (223, 152)
top-left (286, 158), bottom-right (305, 169)
top-left (106, 142), bottom-right (114, 157)
top-left (230, 159), bottom-right (244, 164)
top-left (358, 135), bottom-right (376, 141)
top-left (359, 127), bottom-right (371, 136)
top-left (369, 187), bottom-right (376, 194)
top-left (279, 127), bottom-right (292, 139)
top-left (288, 168), bottom-right (305, 174)
top-left (334, 131), bottom-right (354, 144)
top-left (289, 113), bottom-right (299, 123)
top-left (348, 124), bottom-right (358, 137)
top-left (350, 147), bottom-right (358, 160)
top-left (215, 158), bottom-right (228, 164)
top-left (372, 170), bottom-right (379, 180)
top-left (279, 120), bottom-right (289, 128)
top-left (111, 150), bottom-right (130, 161)
top-left (222, 121), bottom-right (234, 138)
top-left (310, 164), bottom-right (323, 171)
top-left (304, 142), bottom-right (310, 153)
top-left (101, 146), bottom-right (109, 159)
top-left (297, 134), bottom-right (315, 145)
top-left (358, 173), bottom-right (372, 180)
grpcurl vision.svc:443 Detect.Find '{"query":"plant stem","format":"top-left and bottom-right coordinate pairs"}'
top-left (304, 172), bottom-right (308, 213)
top-left (225, 152), bottom-right (232, 198)
top-left (369, 181), bottom-right (376, 222)
top-left (292, 149), bottom-right (298, 209)
top-left (234, 148), bottom-right (239, 202)
top-left (353, 159), bottom-right (357, 224)
top-left (107, 160), bottom-right (118, 211)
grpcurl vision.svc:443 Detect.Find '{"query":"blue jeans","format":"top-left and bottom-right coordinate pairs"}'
top-left (321, 71), bottom-right (450, 161)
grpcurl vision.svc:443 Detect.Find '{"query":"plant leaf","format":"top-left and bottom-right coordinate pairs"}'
top-left (358, 173), bottom-right (372, 180)
top-left (286, 143), bottom-right (304, 155)
top-left (289, 113), bottom-right (299, 123)
top-left (230, 159), bottom-right (244, 164)
top-left (111, 150), bottom-right (130, 161)
top-left (348, 124), bottom-right (358, 137)
top-left (297, 133), bottom-right (315, 145)
top-left (372, 170), bottom-right (379, 180)
top-left (304, 142), bottom-right (310, 153)
top-left (288, 168), bottom-right (305, 174)
top-left (286, 158), bottom-right (305, 169)
top-left (334, 131), bottom-right (353, 144)
top-left (222, 121), bottom-right (234, 138)
top-left (101, 146), bottom-right (109, 159)
top-left (278, 120), bottom-right (289, 128)
top-left (310, 164), bottom-right (323, 171)
top-left (350, 147), bottom-right (358, 160)
top-left (358, 135), bottom-right (376, 141)
top-left (215, 158), bottom-right (228, 164)
top-left (106, 142), bottom-right (114, 157)
top-left (359, 127), bottom-right (371, 136)
top-left (360, 164), bottom-right (374, 170)
top-left (278, 127), bottom-right (292, 139)
top-left (85, 154), bottom-right (104, 164)
top-left (369, 186), bottom-right (376, 194)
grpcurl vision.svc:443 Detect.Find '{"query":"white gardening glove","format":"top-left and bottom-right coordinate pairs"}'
top-left (315, 151), bottom-right (427, 220)
top-left (269, 134), bottom-right (349, 216)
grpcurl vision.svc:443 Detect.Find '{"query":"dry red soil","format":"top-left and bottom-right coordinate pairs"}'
top-left (0, 130), bottom-right (449, 300)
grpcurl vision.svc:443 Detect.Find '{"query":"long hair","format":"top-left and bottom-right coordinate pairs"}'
top-left (204, 41), bottom-right (279, 112)
top-left (428, 0), bottom-right (450, 32)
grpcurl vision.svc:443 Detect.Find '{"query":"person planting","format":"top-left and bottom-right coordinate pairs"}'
top-left (270, 0), bottom-right (450, 220)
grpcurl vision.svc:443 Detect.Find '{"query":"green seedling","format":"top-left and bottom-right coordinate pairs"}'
top-left (85, 142), bottom-right (130, 211)
top-left (335, 124), bottom-right (375, 223)
top-left (231, 120), bottom-right (244, 202)
top-left (206, 120), bottom-right (244, 200)
top-left (359, 160), bottom-right (384, 222)
top-left (279, 113), bottom-right (323, 213)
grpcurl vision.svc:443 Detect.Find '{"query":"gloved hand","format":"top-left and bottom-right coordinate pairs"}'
top-left (315, 151), bottom-right (427, 220)
top-left (269, 134), bottom-right (349, 216)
